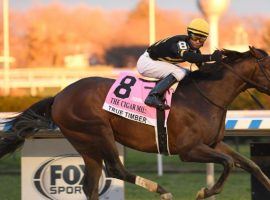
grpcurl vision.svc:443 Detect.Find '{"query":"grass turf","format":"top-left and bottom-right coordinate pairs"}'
top-left (0, 142), bottom-right (258, 200)
top-left (0, 172), bottom-right (251, 200)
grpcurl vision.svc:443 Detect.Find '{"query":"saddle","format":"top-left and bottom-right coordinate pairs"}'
top-left (103, 72), bottom-right (177, 155)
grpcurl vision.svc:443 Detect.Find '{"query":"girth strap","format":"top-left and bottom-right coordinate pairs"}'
top-left (156, 109), bottom-right (169, 155)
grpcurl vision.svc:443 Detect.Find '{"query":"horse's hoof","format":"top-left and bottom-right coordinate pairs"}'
top-left (160, 192), bottom-right (173, 200)
top-left (196, 187), bottom-right (206, 200)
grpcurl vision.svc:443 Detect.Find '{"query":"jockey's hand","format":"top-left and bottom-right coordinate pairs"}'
top-left (211, 50), bottom-right (222, 63)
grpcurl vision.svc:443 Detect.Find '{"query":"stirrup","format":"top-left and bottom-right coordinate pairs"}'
top-left (145, 95), bottom-right (170, 110)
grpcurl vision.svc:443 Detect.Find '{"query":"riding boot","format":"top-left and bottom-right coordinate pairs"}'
top-left (144, 74), bottom-right (177, 110)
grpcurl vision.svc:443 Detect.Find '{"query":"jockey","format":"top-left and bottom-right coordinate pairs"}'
top-left (137, 18), bottom-right (222, 110)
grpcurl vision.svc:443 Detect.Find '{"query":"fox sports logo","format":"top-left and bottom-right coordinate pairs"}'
top-left (33, 155), bottom-right (112, 200)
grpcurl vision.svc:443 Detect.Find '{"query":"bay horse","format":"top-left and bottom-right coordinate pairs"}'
top-left (1, 46), bottom-right (270, 200)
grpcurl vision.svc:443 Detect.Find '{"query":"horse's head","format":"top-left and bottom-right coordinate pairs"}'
top-left (248, 46), bottom-right (270, 95)
top-left (222, 46), bottom-right (270, 95)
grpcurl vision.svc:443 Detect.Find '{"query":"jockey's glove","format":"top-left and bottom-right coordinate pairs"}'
top-left (210, 50), bottom-right (222, 63)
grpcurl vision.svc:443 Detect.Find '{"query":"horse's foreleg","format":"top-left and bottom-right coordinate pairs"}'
top-left (215, 141), bottom-right (270, 191)
top-left (179, 143), bottom-right (234, 200)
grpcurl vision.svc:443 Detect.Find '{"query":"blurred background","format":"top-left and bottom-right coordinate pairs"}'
top-left (0, 0), bottom-right (269, 109)
top-left (0, 1), bottom-right (270, 200)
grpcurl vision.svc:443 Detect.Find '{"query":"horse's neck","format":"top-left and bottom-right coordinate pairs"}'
top-left (197, 62), bottom-right (251, 108)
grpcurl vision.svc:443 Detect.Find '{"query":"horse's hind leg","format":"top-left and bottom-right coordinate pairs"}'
top-left (81, 154), bottom-right (102, 200)
top-left (215, 141), bottom-right (270, 191)
top-left (58, 126), bottom-right (103, 200)
top-left (179, 143), bottom-right (234, 200)
top-left (103, 135), bottom-right (172, 200)
top-left (59, 124), bottom-right (171, 199)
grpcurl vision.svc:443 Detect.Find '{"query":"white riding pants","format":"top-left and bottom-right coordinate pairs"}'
top-left (136, 51), bottom-right (188, 81)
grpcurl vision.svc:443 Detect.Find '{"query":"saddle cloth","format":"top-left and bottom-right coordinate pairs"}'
top-left (103, 72), bottom-right (174, 126)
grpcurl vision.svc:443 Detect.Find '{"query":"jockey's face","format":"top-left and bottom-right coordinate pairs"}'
top-left (189, 33), bottom-right (207, 49)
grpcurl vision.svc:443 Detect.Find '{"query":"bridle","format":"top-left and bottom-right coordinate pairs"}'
top-left (192, 56), bottom-right (270, 110)
top-left (257, 58), bottom-right (270, 82)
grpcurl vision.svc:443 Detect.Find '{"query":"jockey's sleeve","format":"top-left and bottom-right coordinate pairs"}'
top-left (180, 50), bottom-right (211, 63)
top-left (197, 62), bottom-right (215, 71)
top-left (196, 62), bottom-right (203, 69)
top-left (196, 62), bottom-right (211, 68)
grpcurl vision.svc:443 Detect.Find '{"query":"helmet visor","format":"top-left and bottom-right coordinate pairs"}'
top-left (189, 33), bottom-right (207, 43)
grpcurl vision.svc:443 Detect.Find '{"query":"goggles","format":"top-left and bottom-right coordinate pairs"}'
top-left (189, 33), bottom-right (207, 43)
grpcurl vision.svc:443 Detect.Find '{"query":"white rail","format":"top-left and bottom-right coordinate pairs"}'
top-left (0, 67), bottom-right (137, 95)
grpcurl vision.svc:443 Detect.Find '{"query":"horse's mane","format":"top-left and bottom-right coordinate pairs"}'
top-left (188, 62), bottom-right (224, 81)
top-left (221, 48), bottom-right (268, 63)
top-left (186, 48), bottom-right (269, 82)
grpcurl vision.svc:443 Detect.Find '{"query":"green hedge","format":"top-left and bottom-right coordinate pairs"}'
top-left (229, 90), bottom-right (270, 110)
top-left (0, 96), bottom-right (45, 112)
top-left (0, 90), bottom-right (269, 112)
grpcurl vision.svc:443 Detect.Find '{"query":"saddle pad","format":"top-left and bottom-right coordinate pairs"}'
top-left (103, 72), bottom-right (174, 126)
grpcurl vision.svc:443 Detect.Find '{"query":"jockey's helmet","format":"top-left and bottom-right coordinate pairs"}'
top-left (187, 18), bottom-right (209, 38)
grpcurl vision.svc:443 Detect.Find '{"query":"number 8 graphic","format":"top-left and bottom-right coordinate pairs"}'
top-left (114, 76), bottom-right (136, 99)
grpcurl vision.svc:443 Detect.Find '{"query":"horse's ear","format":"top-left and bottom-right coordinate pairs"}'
top-left (249, 46), bottom-right (265, 59)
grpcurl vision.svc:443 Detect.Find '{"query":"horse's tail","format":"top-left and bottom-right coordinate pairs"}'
top-left (0, 97), bottom-right (55, 158)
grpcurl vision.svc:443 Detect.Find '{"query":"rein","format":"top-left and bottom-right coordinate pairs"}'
top-left (220, 59), bottom-right (270, 94)
top-left (220, 58), bottom-right (270, 109)
top-left (191, 79), bottom-right (227, 110)
top-left (246, 90), bottom-right (265, 109)
top-left (191, 57), bottom-right (270, 110)
top-left (257, 58), bottom-right (270, 82)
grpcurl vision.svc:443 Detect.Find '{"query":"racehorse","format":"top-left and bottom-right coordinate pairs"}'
top-left (0, 46), bottom-right (270, 200)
